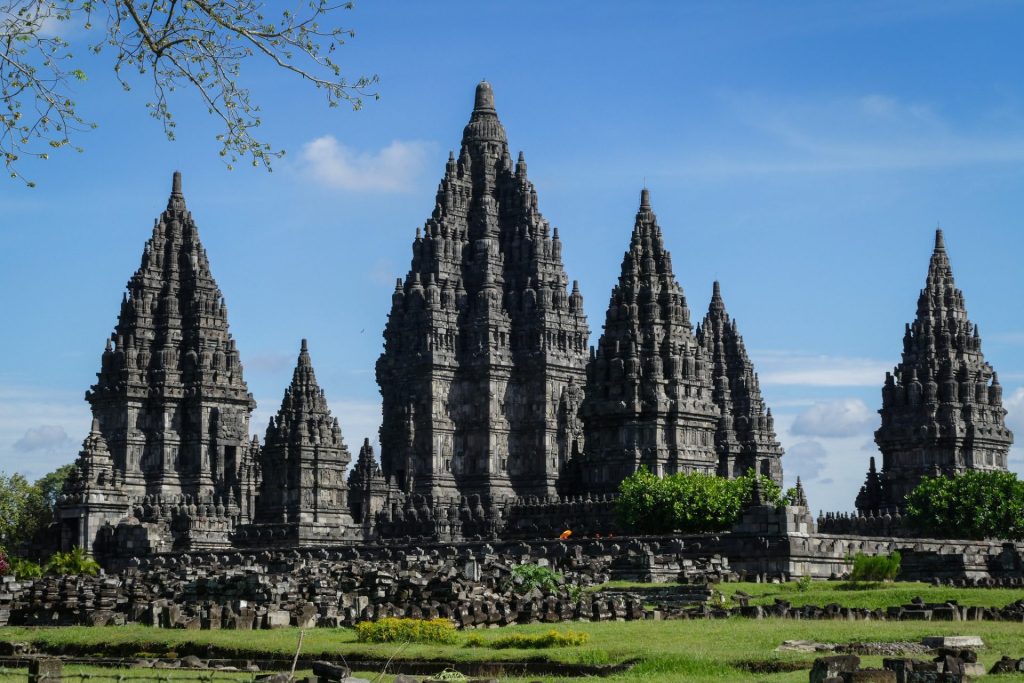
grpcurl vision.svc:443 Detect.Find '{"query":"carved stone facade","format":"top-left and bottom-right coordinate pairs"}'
top-left (856, 230), bottom-right (1014, 512)
top-left (53, 84), bottom-right (1023, 560)
top-left (697, 281), bottom-right (784, 484)
top-left (57, 172), bottom-right (259, 551)
top-left (376, 81), bottom-right (590, 502)
top-left (574, 191), bottom-right (724, 493)
top-left (253, 340), bottom-right (355, 543)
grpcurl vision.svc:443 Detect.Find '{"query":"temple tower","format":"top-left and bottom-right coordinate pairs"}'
top-left (83, 171), bottom-right (257, 513)
top-left (376, 82), bottom-right (589, 501)
top-left (256, 340), bottom-right (354, 541)
top-left (577, 189), bottom-right (720, 493)
top-left (697, 281), bottom-right (784, 484)
top-left (857, 229), bottom-right (1014, 512)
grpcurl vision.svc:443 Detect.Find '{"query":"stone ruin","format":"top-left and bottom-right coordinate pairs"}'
top-left (42, 82), bottom-right (1017, 593)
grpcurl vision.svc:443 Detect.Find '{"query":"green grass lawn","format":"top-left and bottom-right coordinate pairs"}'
top-left (593, 579), bottom-right (1024, 610)
top-left (4, 616), bottom-right (1024, 682)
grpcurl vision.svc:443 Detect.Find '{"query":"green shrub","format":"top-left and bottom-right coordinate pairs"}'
top-left (906, 471), bottom-right (1024, 540)
top-left (45, 547), bottom-right (100, 576)
top-left (11, 556), bottom-right (43, 580)
top-left (465, 629), bottom-right (590, 649)
top-left (0, 548), bottom-right (8, 575)
top-left (355, 617), bottom-right (457, 644)
top-left (616, 467), bottom-right (783, 534)
top-left (848, 552), bottom-right (901, 583)
top-left (795, 575), bottom-right (813, 592)
top-left (510, 563), bottom-right (563, 593)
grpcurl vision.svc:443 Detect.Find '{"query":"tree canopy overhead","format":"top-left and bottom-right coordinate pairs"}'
top-left (1, 0), bottom-right (378, 185)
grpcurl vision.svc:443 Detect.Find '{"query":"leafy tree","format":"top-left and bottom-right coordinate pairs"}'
top-left (2, 0), bottom-right (378, 185)
top-left (616, 468), bottom-right (783, 535)
top-left (0, 471), bottom-right (37, 548)
top-left (905, 471), bottom-right (1024, 540)
top-left (0, 464), bottom-right (73, 550)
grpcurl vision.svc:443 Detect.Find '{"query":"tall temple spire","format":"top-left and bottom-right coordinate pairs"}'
top-left (576, 189), bottom-right (719, 493)
top-left (857, 229), bottom-right (1013, 512)
top-left (256, 339), bottom-right (353, 541)
top-left (84, 170), bottom-right (255, 499)
top-left (377, 82), bottom-right (589, 502)
top-left (58, 171), bottom-right (260, 552)
top-left (697, 281), bottom-right (783, 483)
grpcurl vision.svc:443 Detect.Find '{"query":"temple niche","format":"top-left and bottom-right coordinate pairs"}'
top-left (856, 230), bottom-right (1014, 513)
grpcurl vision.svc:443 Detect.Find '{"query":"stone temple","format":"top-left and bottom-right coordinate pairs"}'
top-left (855, 229), bottom-right (1014, 513)
top-left (52, 82), bottom-right (1011, 556)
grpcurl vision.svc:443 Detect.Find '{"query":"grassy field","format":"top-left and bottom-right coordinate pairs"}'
top-left (594, 579), bottom-right (1024, 609)
top-left (1, 582), bottom-right (1023, 682)
top-left (4, 618), bottom-right (1024, 682)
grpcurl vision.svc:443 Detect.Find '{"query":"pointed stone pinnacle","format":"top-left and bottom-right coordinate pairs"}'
top-left (474, 80), bottom-right (495, 111)
top-left (640, 187), bottom-right (651, 211)
top-left (172, 170), bottom-right (182, 196)
top-left (934, 228), bottom-right (945, 251)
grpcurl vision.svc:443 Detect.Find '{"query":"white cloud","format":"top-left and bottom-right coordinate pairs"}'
top-left (784, 440), bottom-right (829, 482)
top-left (755, 351), bottom-right (889, 387)
top-left (0, 385), bottom-right (89, 480)
top-left (791, 398), bottom-right (875, 438)
top-left (670, 91), bottom-right (1024, 177)
top-left (13, 425), bottom-right (71, 453)
top-left (1005, 387), bottom-right (1024, 434)
top-left (300, 137), bottom-right (433, 192)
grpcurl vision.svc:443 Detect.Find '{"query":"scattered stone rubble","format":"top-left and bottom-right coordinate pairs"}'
top-left (1, 543), bottom-right (735, 629)
top-left (810, 646), bottom-right (988, 682)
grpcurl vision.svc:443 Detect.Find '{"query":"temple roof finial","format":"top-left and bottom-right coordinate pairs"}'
top-left (172, 170), bottom-right (182, 196)
top-left (640, 187), bottom-right (651, 211)
top-left (934, 228), bottom-right (945, 251)
top-left (474, 80), bottom-right (495, 112)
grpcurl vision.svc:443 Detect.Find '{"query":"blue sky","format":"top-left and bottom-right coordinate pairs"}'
top-left (1, 1), bottom-right (1022, 513)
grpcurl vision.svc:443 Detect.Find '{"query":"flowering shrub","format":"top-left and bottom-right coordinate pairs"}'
top-left (355, 617), bottom-right (458, 644)
top-left (0, 548), bottom-right (9, 576)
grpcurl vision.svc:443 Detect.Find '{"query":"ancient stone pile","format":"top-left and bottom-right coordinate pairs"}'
top-left (3, 542), bottom-right (735, 629)
top-left (810, 647), bottom-right (986, 682)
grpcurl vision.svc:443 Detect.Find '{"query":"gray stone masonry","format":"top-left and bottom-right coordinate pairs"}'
top-left (857, 229), bottom-right (1013, 512)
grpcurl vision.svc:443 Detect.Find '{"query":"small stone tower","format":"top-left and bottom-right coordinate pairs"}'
top-left (376, 82), bottom-right (590, 502)
top-left (697, 281), bottom-right (784, 484)
top-left (577, 189), bottom-right (720, 493)
top-left (857, 229), bottom-right (1014, 512)
top-left (256, 340), bottom-right (354, 542)
top-left (347, 438), bottom-right (389, 526)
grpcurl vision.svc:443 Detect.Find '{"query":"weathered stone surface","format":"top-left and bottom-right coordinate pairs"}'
top-left (856, 229), bottom-right (1014, 514)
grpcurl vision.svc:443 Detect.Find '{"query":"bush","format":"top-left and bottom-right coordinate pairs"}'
top-left (45, 547), bottom-right (100, 576)
top-left (905, 471), bottom-right (1024, 540)
top-left (616, 468), bottom-right (783, 534)
top-left (465, 629), bottom-right (590, 649)
top-left (11, 556), bottom-right (44, 580)
top-left (510, 563), bottom-right (563, 594)
top-left (848, 551), bottom-right (901, 583)
top-left (0, 548), bottom-right (8, 576)
top-left (355, 617), bottom-right (458, 644)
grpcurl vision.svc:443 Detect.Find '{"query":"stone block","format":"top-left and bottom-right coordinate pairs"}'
top-left (29, 657), bottom-right (63, 683)
top-left (921, 636), bottom-right (984, 649)
top-left (811, 655), bottom-right (861, 683)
